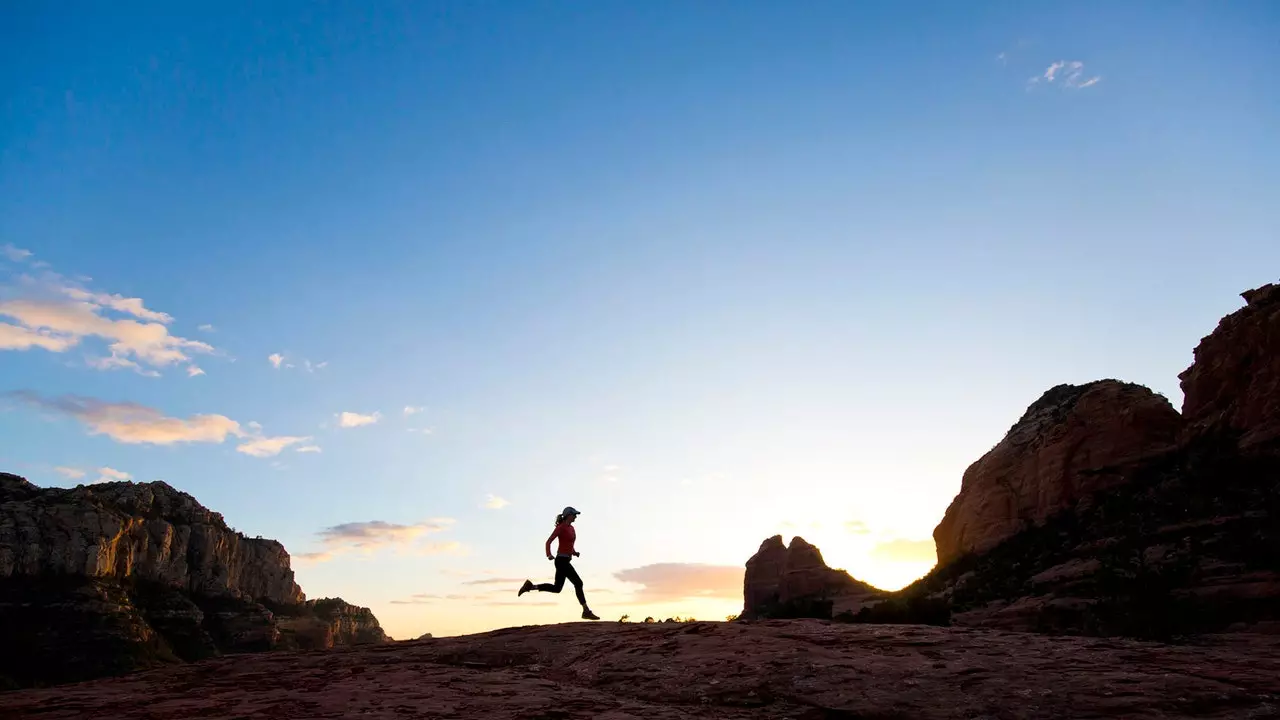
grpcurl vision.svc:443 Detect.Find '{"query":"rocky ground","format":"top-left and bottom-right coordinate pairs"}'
top-left (3, 620), bottom-right (1280, 719)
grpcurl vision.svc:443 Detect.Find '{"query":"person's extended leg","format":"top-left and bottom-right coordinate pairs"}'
top-left (531, 556), bottom-right (569, 594)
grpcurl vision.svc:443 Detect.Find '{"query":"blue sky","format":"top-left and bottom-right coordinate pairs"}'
top-left (2, 1), bottom-right (1277, 637)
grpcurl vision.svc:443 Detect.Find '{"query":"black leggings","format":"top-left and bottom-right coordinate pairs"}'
top-left (536, 555), bottom-right (586, 605)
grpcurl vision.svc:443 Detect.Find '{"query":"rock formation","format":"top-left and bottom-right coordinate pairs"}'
top-left (3, 621), bottom-right (1279, 719)
top-left (905, 281), bottom-right (1279, 637)
top-left (0, 475), bottom-right (386, 688)
top-left (1179, 282), bottom-right (1280, 453)
top-left (741, 535), bottom-right (881, 619)
top-left (743, 281), bottom-right (1280, 639)
top-left (932, 380), bottom-right (1183, 565)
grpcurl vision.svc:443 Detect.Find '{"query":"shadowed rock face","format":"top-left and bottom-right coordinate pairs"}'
top-left (2, 621), bottom-right (1278, 719)
top-left (0, 475), bottom-right (385, 688)
top-left (744, 282), bottom-right (1280, 639)
top-left (898, 281), bottom-right (1280, 638)
top-left (932, 380), bottom-right (1183, 565)
top-left (742, 535), bottom-right (881, 619)
top-left (1180, 282), bottom-right (1280, 453)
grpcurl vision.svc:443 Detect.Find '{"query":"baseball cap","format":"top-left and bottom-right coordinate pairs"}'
top-left (562, 506), bottom-right (580, 516)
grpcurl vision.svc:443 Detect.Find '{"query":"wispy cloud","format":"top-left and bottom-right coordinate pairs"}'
top-left (186, 366), bottom-right (206, 377)
top-left (296, 444), bottom-right (323, 454)
top-left (1, 244), bottom-right (33, 263)
top-left (54, 466), bottom-right (85, 480)
top-left (338, 411), bottom-right (380, 428)
top-left (10, 391), bottom-right (242, 445)
top-left (8, 390), bottom-right (310, 459)
top-left (403, 406), bottom-right (424, 416)
top-left (0, 267), bottom-right (215, 375)
top-left (94, 466), bottom-right (131, 484)
top-left (483, 494), bottom-right (510, 510)
top-left (1028, 59), bottom-right (1100, 90)
top-left (197, 324), bottom-right (215, 333)
top-left (237, 434), bottom-right (312, 458)
top-left (294, 518), bottom-right (458, 564)
top-left (390, 593), bottom-right (442, 605)
top-left (613, 563), bottom-right (744, 603)
top-left (268, 352), bottom-right (325, 372)
top-left (461, 577), bottom-right (527, 586)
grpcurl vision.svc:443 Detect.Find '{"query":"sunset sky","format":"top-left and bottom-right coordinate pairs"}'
top-left (2, 2), bottom-right (1278, 638)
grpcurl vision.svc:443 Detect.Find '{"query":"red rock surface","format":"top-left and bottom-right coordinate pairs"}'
top-left (1180, 282), bottom-right (1280, 453)
top-left (742, 535), bottom-right (880, 618)
top-left (3, 621), bottom-right (1280, 719)
top-left (932, 380), bottom-right (1182, 565)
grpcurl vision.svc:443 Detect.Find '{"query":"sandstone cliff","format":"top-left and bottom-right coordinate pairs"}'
top-left (1179, 282), bottom-right (1280, 453)
top-left (0, 475), bottom-right (386, 689)
top-left (741, 535), bottom-right (881, 619)
top-left (932, 380), bottom-right (1183, 565)
top-left (907, 281), bottom-right (1279, 637)
top-left (745, 281), bottom-right (1280, 639)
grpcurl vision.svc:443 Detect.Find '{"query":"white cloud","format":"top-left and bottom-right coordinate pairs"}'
top-left (268, 353), bottom-right (284, 369)
top-left (2, 245), bottom-right (33, 263)
top-left (338, 411), bottom-right (380, 428)
top-left (403, 406), bottom-right (424, 416)
top-left (54, 466), bottom-right (85, 480)
top-left (484, 494), bottom-right (510, 510)
top-left (296, 444), bottom-right (323, 454)
top-left (1029, 59), bottom-right (1100, 90)
top-left (0, 265), bottom-right (213, 375)
top-left (236, 434), bottom-right (312, 458)
top-left (95, 466), bottom-right (132, 484)
top-left (187, 366), bottom-right (206, 377)
top-left (197, 324), bottom-right (214, 333)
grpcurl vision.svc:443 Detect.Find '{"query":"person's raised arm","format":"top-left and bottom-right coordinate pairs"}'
top-left (545, 526), bottom-right (559, 560)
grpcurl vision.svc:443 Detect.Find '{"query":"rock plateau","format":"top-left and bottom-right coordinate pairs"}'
top-left (0, 475), bottom-right (386, 688)
top-left (2, 621), bottom-right (1279, 719)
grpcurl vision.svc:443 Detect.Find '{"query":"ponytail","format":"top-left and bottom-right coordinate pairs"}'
top-left (554, 513), bottom-right (566, 526)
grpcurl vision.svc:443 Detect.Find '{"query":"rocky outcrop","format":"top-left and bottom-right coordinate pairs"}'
top-left (4, 621), bottom-right (1280, 719)
top-left (860, 281), bottom-right (1280, 639)
top-left (1179, 282), bottom-right (1280, 453)
top-left (276, 598), bottom-right (388, 650)
top-left (741, 535), bottom-right (881, 619)
top-left (0, 474), bottom-right (302, 603)
top-left (932, 380), bottom-right (1183, 565)
top-left (0, 475), bottom-right (387, 688)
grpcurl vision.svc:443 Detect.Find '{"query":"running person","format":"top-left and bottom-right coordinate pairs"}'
top-left (519, 506), bottom-right (599, 620)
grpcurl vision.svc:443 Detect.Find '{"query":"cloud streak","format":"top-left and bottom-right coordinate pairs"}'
top-left (7, 391), bottom-right (313, 458)
top-left (613, 563), bottom-right (744, 603)
top-left (484, 494), bottom-right (510, 510)
top-left (294, 518), bottom-right (458, 564)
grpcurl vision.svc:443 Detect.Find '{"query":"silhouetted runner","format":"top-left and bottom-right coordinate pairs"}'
top-left (519, 506), bottom-right (599, 620)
